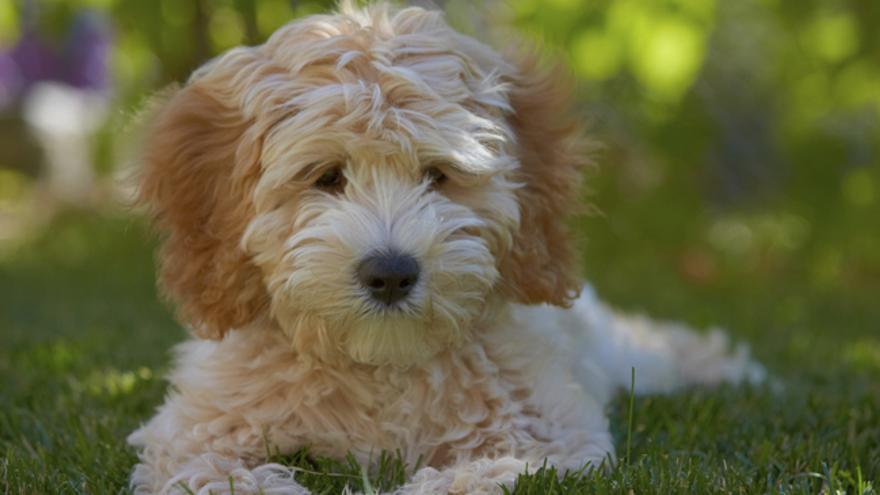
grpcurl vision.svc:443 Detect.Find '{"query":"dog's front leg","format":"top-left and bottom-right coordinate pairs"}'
top-left (130, 453), bottom-right (309, 495)
top-left (128, 333), bottom-right (320, 494)
top-left (394, 457), bottom-right (529, 495)
top-left (129, 401), bottom-right (310, 495)
top-left (391, 418), bottom-right (614, 494)
top-left (129, 401), bottom-right (311, 495)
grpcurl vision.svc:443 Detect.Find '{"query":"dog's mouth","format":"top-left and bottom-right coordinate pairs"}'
top-left (359, 297), bottom-right (424, 319)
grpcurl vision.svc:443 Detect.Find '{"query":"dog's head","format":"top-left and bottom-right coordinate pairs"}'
top-left (139, 2), bottom-right (586, 366)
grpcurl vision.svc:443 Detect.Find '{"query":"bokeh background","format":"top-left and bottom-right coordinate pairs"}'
top-left (0, 0), bottom-right (878, 492)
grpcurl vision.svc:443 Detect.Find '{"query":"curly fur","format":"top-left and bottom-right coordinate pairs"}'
top-left (130, 2), bottom-right (764, 493)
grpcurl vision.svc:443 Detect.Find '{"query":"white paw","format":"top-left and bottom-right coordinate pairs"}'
top-left (394, 457), bottom-right (526, 495)
top-left (160, 455), bottom-right (309, 495)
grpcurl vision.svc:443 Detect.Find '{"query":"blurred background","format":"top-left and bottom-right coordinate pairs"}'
top-left (0, 0), bottom-right (878, 491)
top-left (0, 0), bottom-right (878, 367)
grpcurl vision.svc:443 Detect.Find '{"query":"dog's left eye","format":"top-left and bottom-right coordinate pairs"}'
top-left (314, 167), bottom-right (345, 192)
top-left (425, 167), bottom-right (448, 187)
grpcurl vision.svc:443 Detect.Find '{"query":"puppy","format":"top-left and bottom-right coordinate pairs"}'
top-left (129, 2), bottom-right (763, 494)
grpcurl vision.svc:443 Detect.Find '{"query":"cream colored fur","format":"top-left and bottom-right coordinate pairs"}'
top-left (130, 290), bottom-right (762, 494)
top-left (129, 2), bottom-right (763, 494)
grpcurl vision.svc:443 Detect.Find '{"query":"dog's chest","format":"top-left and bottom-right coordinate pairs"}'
top-left (266, 344), bottom-right (533, 467)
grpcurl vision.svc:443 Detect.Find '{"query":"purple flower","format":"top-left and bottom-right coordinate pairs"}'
top-left (0, 8), bottom-right (113, 109)
top-left (62, 11), bottom-right (113, 91)
top-left (10, 31), bottom-right (61, 85)
top-left (0, 52), bottom-right (23, 108)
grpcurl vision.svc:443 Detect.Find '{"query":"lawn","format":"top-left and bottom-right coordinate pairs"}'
top-left (0, 205), bottom-right (877, 494)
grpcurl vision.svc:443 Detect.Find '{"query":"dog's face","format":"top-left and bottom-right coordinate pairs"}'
top-left (242, 73), bottom-right (521, 365)
top-left (139, 3), bottom-right (585, 366)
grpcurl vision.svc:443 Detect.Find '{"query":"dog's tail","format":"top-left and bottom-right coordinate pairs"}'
top-left (568, 285), bottom-right (766, 396)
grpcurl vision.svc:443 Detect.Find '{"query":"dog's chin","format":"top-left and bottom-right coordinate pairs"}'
top-left (272, 277), bottom-right (493, 366)
top-left (341, 313), bottom-right (454, 367)
top-left (274, 302), bottom-right (468, 367)
top-left (338, 288), bottom-right (494, 366)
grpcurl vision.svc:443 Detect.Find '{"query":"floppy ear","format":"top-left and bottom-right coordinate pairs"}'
top-left (499, 51), bottom-right (588, 307)
top-left (138, 78), bottom-right (269, 339)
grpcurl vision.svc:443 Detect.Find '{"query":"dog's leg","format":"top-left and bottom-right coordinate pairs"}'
top-left (128, 334), bottom-right (313, 495)
top-left (128, 411), bottom-right (309, 495)
top-left (570, 285), bottom-right (766, 395)
top-left (393, 457), bottom-right (527, 495)
top-left (129, 451), bottom-right (307, 495)
top-left (392, 426), bottom-right (613, 494)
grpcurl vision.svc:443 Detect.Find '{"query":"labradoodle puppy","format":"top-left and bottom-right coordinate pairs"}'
top-left (129, 2), bottom-right (763, 494)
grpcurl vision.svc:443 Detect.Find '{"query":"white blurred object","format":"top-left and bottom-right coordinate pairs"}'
top-left (22, 81), bottom-right (108, 204)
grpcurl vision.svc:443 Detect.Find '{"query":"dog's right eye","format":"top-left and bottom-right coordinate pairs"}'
top-left (313, 167), bottom-right (345, 192)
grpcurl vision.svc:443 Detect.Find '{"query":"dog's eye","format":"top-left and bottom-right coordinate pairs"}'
top-left (425, 167), bottom-right (448, 187)
top-left (314, 167), bottom-right (345, 192)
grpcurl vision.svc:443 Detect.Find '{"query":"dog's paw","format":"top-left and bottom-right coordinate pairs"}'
top-left (394, 457), bottom-right (526, 495)
top-left (161, 455), bottom-right (309, 495)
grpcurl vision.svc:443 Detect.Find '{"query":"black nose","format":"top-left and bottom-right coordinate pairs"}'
top-left (356, 251), bottom-right (420, 305)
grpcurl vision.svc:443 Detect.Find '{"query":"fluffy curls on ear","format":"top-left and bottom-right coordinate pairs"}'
top-left (500, 51), bottom-right (588, 307)
top-left (137, 80), bottom-right (269, 339)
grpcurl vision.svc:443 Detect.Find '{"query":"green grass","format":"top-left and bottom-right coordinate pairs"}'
top-left (1, 211), bottom-right (878, 494)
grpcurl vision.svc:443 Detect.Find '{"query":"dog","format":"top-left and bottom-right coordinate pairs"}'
top-left (128, 2), bottom-right (764, 493)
